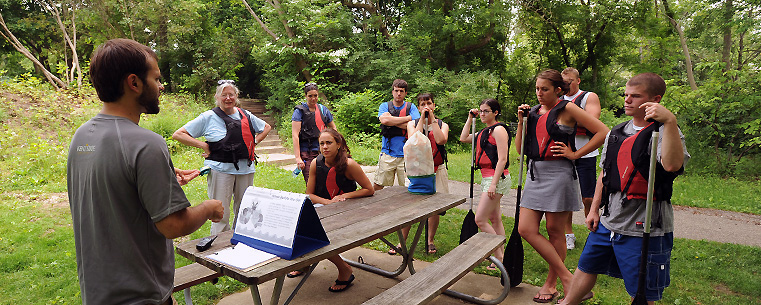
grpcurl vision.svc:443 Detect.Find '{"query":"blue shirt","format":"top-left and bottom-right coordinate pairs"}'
top-left (291, 103), bottom-right (335, 152)
top-left (183, 108), bottom-right (267, 174)
top-left (378, 101), bottom-right (420, 157)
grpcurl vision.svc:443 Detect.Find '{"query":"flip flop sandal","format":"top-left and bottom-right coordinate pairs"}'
top-left (286, 270), bottom-right (304, 278)
top-left (532, 291), bottom-right (558, 303)
top-left (427, 243), bottom-right (437, 254)
top-left (387, 244), bottom-right (401, 255)
top-left (328, 274), bottom-right (355, 292)
top-left (485, 263), bottom-right (498, 271)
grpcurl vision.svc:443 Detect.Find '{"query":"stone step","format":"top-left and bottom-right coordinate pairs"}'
top-left (257, 153), bottom-right (296, 166)
top-left (256, 145), bottom-right (287, 154)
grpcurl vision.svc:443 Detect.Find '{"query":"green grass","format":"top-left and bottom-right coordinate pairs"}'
top-left (671, 175), bottom-right (761, 214)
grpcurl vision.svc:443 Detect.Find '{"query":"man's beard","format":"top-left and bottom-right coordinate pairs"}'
top-left (138, 84), bottom-right (160, 114)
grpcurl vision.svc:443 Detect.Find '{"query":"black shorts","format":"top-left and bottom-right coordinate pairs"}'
top-left (575, 157), bottom-right (597, 198)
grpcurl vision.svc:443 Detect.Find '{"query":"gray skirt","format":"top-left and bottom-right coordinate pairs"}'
top-left (520, 159), bottom-right (583, 213)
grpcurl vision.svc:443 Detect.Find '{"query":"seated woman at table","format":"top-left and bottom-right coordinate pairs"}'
top-left (288, 128), bottom-right (374, 292)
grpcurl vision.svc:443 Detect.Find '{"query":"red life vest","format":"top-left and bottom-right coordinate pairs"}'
top-left (314, 155), bottom-right (357, 199)
top-left (207, 107), bottom-right (258, 170)
top-left (475, 122), bottom-right (511, 178)
top-left (413, 118), bottom-right (448, 171)
top-left (601, 121), bottom-right (682, 211)
top-left (380, 101), bottom-right (411, 138)
top-left (524, 100), bottom-right (576, 180)
top-left (295, 103), bottom-right (329, 148)
top-left (570, 91), bottom-right (591, 136)
top-left (525, 99), bottom-right (575, 161)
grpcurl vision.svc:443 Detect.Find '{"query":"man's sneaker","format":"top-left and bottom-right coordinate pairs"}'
top-left (566, 234), bottom-right (576, 250)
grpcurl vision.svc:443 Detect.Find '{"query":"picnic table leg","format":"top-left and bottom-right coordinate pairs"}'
top-left (269, 275), bottom-right (285, 305)
top-left (343, 228), bottom-right (411, 277)
top-left (250, 284), bottom-right (263, 305)
top-left (282, 263), bottom-right (318, 305)
top-left (405, 219), bottom-right (426, 275)
top-left (442, 256), bottom-right (510, 305)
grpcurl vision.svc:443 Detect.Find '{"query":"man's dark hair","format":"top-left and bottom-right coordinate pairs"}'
top-left (392, 79), bottom-right (408, 91)
top-left (537, 69), bottom-right (570, 96)
top-left (627, 73), bottom-right (666, 98)
top-left (90, 39), bottom-right (157, 102)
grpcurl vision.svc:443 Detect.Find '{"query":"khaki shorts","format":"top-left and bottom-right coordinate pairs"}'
top-left (374, 152), bottom-right (406, 186)
top-left (435, 166), bottom-right (450, 194)
top-left (481, 173), bottom-right (511, 195)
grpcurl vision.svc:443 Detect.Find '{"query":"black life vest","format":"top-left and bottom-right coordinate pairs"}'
top-left (475, 122), bottom-right (511, 178)
top-left (314, 155), bottom-right (358, 199)
top-left (379, 101), bottom-right (411, 138)
top-left (524, 100), bottom-right (576, 180)
top-left (600, 121), bottom-right (683, 216)
top-left (206, 107), bottom-right (258, 170)
top-left (295, 103), bottom-right (328, 148)
top-left (570, 91), bottom-right (591, 136)
top-left (413, 118), bottom-right (448, 170)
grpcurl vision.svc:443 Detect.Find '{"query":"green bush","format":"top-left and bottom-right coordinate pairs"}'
top-left (333, 89), bottom-right (385, 135)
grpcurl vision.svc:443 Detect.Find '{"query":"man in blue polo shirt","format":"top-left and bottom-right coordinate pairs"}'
top-left (374, 79), bottom-right (420, 190)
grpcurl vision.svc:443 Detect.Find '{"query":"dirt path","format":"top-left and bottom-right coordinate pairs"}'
top-left (446, 180), bottom-right (761, 248)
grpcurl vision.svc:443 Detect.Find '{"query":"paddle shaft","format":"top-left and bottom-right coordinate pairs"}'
top-left (631, 131), bottom-right (659, 305)
top-left (469, 116), bottom-right (476, 209)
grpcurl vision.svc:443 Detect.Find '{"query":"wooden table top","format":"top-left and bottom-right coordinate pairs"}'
top-left (175, 186), bottom-right (466, 285)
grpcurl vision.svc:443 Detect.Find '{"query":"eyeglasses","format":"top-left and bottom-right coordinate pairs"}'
top-left (218, 79), bottom-right (235, 85)
top-left (220, 93), bottom-right (236, 98)
top-left (478, 109), bottom-right (493, 114)
top-left (304, 82), bottom-right (317, 88)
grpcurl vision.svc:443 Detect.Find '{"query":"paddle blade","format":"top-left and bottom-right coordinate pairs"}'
top-left (502, 227), bottom-right (523, 287)
top-left (459, 209), bottom-right (478, 244)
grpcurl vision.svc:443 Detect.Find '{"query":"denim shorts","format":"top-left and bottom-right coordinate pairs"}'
top-left (577, 223), bottom-right (673, 301)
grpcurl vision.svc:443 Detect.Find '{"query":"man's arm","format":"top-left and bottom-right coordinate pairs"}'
top-left (379, 112), bottom-right (412, 128)
top-left (155, 200), bottom-right (224, 239)
top-left (585, 174), bottom-right (605, 232)
top-left (642, 102), bottom-right (684, 172)
top-left (584, 92), bottom-right (602, 119)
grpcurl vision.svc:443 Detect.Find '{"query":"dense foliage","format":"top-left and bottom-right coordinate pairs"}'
top-left (1, 0), bottom-right (759, 177)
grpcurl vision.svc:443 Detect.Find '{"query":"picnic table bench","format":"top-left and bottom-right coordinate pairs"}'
top-left (173, 262), bottom-right (222, 305)
top-left (362, 232), bottom-right (509, 305)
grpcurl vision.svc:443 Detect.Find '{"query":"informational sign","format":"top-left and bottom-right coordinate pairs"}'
top-left (231, 186), bottom-right (330, 260)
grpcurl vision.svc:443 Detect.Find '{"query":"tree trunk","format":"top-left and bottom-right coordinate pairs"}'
top-left (0, 11), bottom-right (66, 89)
top-left (721, 0), bottom-right (733, 73)
top-left (661, 0), bottom-right (698, 90)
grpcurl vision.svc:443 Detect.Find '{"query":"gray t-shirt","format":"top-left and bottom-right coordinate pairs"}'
top-left (599, 121), bottom-right (690, 237)
top-left (67, 114), bottom-right (191, 305)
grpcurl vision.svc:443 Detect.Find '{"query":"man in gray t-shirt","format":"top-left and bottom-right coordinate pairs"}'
top-left (67, 39), bottom-right (223, 305)
top-left (559, 73), bottom-right (689, 305)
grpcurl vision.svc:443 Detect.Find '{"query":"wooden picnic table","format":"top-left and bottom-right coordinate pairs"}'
top-left (175, 186), bottom-right (466, 305)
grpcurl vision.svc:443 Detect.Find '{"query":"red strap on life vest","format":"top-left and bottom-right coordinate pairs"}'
top-left (314, 105), bottom-right (326, 131)
top-left (617, 129), bottom-right (649, 200)
top-left (325, 167), bottom-right (344, 199)
top-left (534, 101), bottom-right (564, 161)
top-left (238, 108), bottom-right (256, 160)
